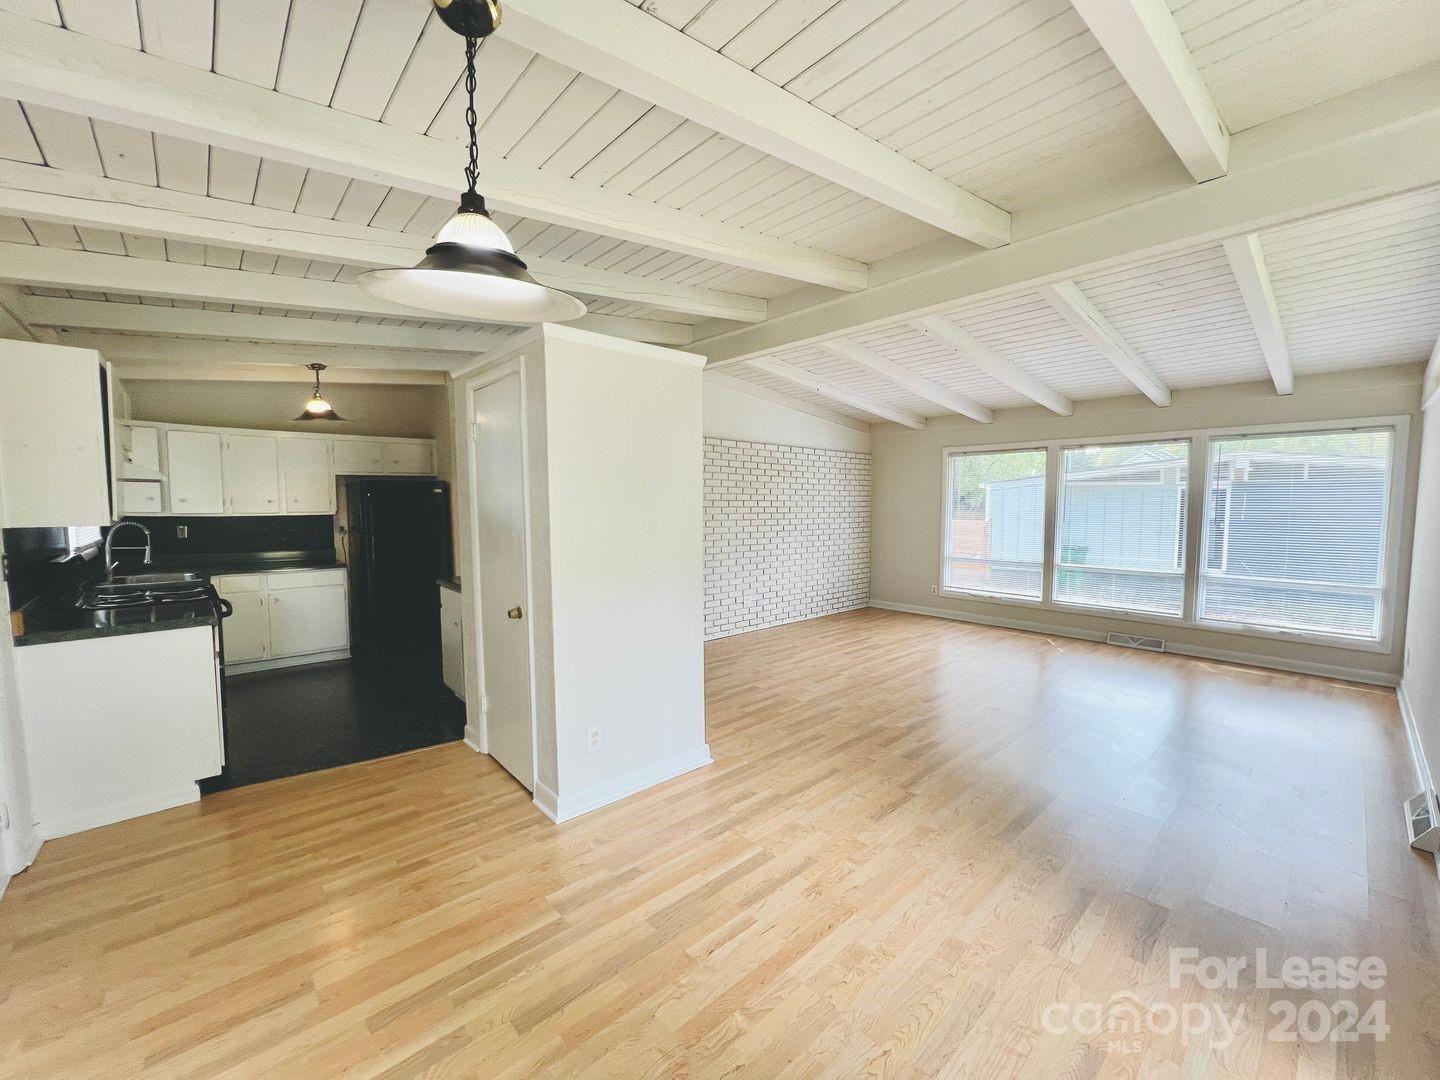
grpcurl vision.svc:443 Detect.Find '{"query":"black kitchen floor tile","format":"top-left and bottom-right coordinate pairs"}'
top-left (201, 659), bottom-right (465, 793)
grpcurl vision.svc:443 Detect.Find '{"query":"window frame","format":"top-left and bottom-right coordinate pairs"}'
top-left (940, 445), bottom-right (1049, 604)
top-left (937, 414), bottom-right (1410, 655)
top-left (1051, 436), bottom-right (1193, 620)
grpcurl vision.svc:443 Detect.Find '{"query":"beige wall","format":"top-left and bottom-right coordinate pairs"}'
top-left (1401, 384), bottom-right (1440, 789)
top-left (125, 378), bottom-right (447, 436)
top-left (872, 364), bottom-right (1427, 684)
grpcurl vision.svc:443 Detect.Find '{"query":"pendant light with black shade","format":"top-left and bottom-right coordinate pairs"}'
top-left (295, 363), bottom-right (347, 422)
top-left (356, 1), bottom-right (586, 324)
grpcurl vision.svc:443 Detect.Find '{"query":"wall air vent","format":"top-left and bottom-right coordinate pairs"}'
top-left (1406, 790), bottom-right (1440, 853)
top-left (1106, 633), bottom-right (1166, 653)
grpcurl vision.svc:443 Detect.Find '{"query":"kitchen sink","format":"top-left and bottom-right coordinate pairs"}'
top-left (110, 572), bottom-right (203, 585)
top-left (78, 578), bottom-right (214, 610)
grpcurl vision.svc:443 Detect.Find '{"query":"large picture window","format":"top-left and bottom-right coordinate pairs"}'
top-left (1053, 440), bottom-right (1189, 617)
top-left (1198, 429), bottom-right (1393, 639)
top-left (945, 448), bottom-right (1047, 600)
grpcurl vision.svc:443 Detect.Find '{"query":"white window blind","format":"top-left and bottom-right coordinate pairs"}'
top-left (945, 449), bottom-right (1046, 600)
top-left (1054, 440), bottom-right (1189, 616)
top-left (1199, 429), bottom-right (1393, 639)
top-left (67, 525), bottom-right (102, 554)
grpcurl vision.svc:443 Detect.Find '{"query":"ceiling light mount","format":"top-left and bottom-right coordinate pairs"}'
top-left (356, 1), bottom-right (585, 325)
top-left (295, 363), bottom-right (347, 422)
top-left (432, 0), bottom-right (501, 38)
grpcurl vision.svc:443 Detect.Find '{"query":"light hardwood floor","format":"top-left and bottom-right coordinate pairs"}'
top-left (1, 609), bottom-right (1437, 1078)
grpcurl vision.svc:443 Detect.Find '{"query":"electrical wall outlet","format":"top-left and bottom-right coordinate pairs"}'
top-left (588, 726), bottom-right (602, 752)
top-left (931, 585), bottom-right (938, 595)
top-left (176, 525), bottom-right (188, 539)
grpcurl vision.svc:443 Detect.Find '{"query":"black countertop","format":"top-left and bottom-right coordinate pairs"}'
top-left (11, 551), bottom-right (343, 647)
top-left (14, 595), bottom-right (219, 648)
top-left (151, 552), bottom-right (346, 577)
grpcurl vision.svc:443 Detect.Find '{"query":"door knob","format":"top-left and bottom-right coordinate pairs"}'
top-left (507, 606), bottom-right (523, 620)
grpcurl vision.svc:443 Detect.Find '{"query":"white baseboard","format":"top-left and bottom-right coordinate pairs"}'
top-left (224, 649), bottom-right (350, 676)
top-left (1397, 682), bottom-right (1435, 796)
top-left (462, 730), bottom-right (484, 753)
top-left (36, 784), bottom-right (199, 841)
top-left (869, 601), bottom-right (1399, 687)
top-left (531, 744), bottom-right (713, 824)
top-left (532, 779), bottom-right (560, 823)
top-left (704, 603), bottom-right (869, 642)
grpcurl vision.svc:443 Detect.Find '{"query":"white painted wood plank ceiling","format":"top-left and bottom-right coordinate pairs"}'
top-left (0, 0), bottom-right (1433, 414)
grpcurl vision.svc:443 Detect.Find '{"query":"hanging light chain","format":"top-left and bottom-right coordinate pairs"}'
top-left (463, 35), bottom-right (480, 196)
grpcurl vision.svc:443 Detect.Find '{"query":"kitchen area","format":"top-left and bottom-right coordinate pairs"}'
top-left (0, 339), bottom-right (466, 840)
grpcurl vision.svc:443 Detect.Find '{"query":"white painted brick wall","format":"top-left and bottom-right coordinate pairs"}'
top-left (704, 438), bottom-right (870, 640)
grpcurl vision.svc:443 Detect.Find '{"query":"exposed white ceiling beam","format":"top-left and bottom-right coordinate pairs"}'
top-left (915, 316), bottom-right (1074, 415)
top-left (16, 297), bottom-right (511, 353)
top-left (696, 63), bottom-right (1440, 366)
top-left (1069, 0), bottom-right (1228, 182)
top-left (1038, 281), bottom-right (1171, 406)
top-left (0, 283), bottom-right (36, 341)
top-left (0, 243), bottom-right (692, 345)
top-left (820, 340), bottom-right (992, 423)
top-left (60, 332), bottom-right (468, 372)
top-left (501, 0), bottom-right (1010, 249)
top-left (0, 11), bottom-right (866, 292)
top-left (747, 357), bottom-right (926, 429)
top-left (1221, 234), bottom-right (1294, 395)
top-left (112, 362), bottom-right (448, 386)
top-left (0, 161), bottom-right (767, 323)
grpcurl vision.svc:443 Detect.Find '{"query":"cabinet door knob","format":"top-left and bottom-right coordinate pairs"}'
top-left (507, 606), bottom-right (523, 620)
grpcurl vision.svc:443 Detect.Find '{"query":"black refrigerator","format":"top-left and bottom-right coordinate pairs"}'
top-left (341, 477), bottom-right (454, 673)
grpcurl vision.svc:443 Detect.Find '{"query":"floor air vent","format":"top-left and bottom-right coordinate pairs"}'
top-left (1106, 633), bottom-right (1166, 653)
top-left (1406, 790), bottom-right (1440, 853)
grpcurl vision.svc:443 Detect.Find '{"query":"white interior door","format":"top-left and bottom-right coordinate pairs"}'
top-left (472, 373), bottom-right (534, 791)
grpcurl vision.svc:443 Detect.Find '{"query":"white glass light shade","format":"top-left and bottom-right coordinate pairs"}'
top-left (356, 202), bottom-right (586, 324)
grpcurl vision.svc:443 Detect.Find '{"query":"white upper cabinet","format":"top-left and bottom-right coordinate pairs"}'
top-left (223, 434), bottom-right (281, 515)
top-left (0, 340), bottom-right (111, 528)
top-left (115, 423), bottom-right (163, 480)
top-left (281, 438), bottom-right (334, 513)
top-left (332, 439), bottom-right (385, 475)
top-left (166, 429), bottom-right (225, 515)
top-left (123, 420), bottom-right (436, 517)
top-left (384, 441), bottom-right (434, 474)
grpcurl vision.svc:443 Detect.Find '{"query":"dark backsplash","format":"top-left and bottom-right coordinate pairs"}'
top-left (2, 527), bottom-right (91, 606)
top-left (131, 515), bottom-right (336, 557)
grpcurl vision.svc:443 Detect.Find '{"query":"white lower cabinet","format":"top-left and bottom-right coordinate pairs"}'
top-left (268, 581), bottom-right (349, 657)
top-left (214, 568), bottom-right (349, 670)
top-left (439, 583), bottom-right (465, 700)
top-left (222, 586), bottom-right (270, 664)
top-left (16, 626), bottom-right (224, 839)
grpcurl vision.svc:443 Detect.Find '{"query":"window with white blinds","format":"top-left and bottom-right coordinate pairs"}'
top-left (1198, 429), bottom-right (1393, 639)
top-left (944, 448), bottom-right (1047, 600)
top-left (66, 525), bottom-right (102, 554)
top-left (1054, 440), bottom-right (1189, 616)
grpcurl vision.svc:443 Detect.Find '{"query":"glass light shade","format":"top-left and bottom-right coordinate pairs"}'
top-left (356, 201), bottom-right (586, 324)
top-left (295, 387), bottom-right (345, 422)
